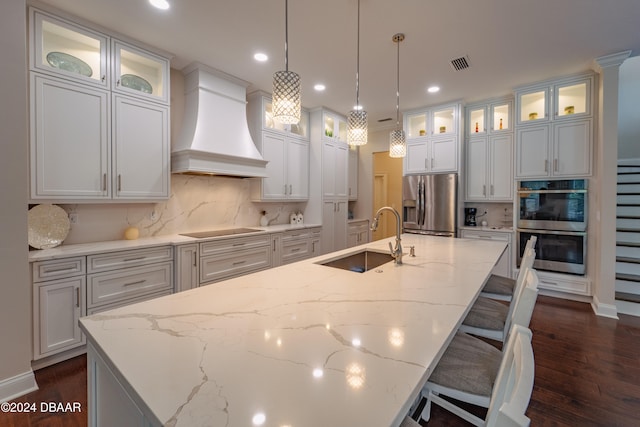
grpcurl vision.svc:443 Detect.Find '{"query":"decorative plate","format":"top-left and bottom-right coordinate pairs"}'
top-left (46, 51), bottom-right (93, 77)
top-left (28, 204), bottom-right (71, 249)
top-left (120, 74), bottom-right (153, 94)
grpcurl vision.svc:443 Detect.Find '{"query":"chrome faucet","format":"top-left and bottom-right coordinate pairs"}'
top-left (371, 206), bottom-right (403, 265)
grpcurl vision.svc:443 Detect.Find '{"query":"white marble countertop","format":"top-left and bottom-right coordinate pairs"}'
top-left (28, 223), bottom-right (322, 262)
top-left (79, 234), bottom-right (506, 427)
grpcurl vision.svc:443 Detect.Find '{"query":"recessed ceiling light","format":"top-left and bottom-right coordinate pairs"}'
top-left (427, 86), bottom-right (440, 93)
top-left (149, 0), bottom-right (170, 10)
top-left (254, 53), bottom-right (268, 62)
top-left (314, 84), bottom-right (326, 91)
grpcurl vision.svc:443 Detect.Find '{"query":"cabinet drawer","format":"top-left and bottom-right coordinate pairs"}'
top-left (86, 289), bottom-right (172, 315)
top-left (281, 239), bottom-right (310, 265)
top-left (200, 234), bottom-right (270, 256)
top-left (200, 246), bottom-right (271, 284)
top-left (537, 271), bottom-right (591, 296)
top-left (282, 230), bottom-right (311, 242)
top-left (461, 230), bottom-right (511, 242)
top-left (87, 262), bottom-right (173, 308)
top-left (87, 246), bottom-right (173, 273)
top-left (32, 257), bottom-right (86, 282)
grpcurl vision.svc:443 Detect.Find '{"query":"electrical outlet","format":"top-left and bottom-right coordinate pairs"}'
top-left (69, 213), bottom-right (78, 224)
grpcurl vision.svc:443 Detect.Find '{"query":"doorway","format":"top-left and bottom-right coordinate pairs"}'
top-left (372, 152), bottom-right (403, 241)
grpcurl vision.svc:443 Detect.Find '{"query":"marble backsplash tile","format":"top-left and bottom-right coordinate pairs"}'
top-left (60, 174), bottom-right (306, 245)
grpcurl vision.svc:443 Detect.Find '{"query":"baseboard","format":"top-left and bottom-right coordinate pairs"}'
top-left (591, 295), bottom-right (619, 319)
top-left (616, 299), bottom-right (640, 317)
top-left (0, 370), bottom-right (38, 403)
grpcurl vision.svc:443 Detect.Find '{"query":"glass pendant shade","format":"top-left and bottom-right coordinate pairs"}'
top-left (347, 109), bottom-right (368, 146)
top-left (389, 129), bottom-right (406, 158)
top-left (272, 70), bottom-right (301, 125)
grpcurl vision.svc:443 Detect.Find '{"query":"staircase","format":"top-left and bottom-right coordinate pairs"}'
top-left (616, 162), bottom-right (640, 316)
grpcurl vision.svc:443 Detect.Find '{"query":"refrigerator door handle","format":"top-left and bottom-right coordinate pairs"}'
top-left (419, 175), bottom-right (425, 227)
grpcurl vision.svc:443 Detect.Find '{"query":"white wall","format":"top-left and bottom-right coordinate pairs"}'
top-left (619, 56), bottom-right (640, 159)
top-left (0, 0), bottom-right (37, 401)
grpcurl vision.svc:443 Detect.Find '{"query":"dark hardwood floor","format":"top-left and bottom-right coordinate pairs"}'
top-left (1, 295), bottom-right (639, 427)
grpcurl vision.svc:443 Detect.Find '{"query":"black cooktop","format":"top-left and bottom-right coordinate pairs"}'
top-left (180, 228), bottom-right (264, 238)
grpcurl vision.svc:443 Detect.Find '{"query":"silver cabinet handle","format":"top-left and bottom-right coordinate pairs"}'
top-left (192, 252), bottom-right (197, 267)
top-left (554, 159), bottom-right (558, 172)
top-left (123, 256), bottom-right (146, 262)
top-left (103, 173), bottom-right (107, 191)
top-left (491, 184), bottom-right (494, 195)
top-left (233, 260), bottom-right (246, 266)
top-left (117, 79), bottom-right (121, 86)
top-left (118, 174), bottom-right (122, 192)
top-left (76, 287), bottom-right (80, 308)
top-left (424, 158), bottom-right (428, 169)
top-left (544, 160), bottom-right (548, 172)
top-left (101, 75), bottom-right (106, 82)
top-left (123, 279), bottom-right (146, 287)
top-left (483, 185), bottom-right (486, 196)
top-left (431, 158), bottom-right (434, 169)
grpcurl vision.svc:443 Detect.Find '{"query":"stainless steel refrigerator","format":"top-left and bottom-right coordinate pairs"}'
top-left (403, 173), bottom-right (457, 236)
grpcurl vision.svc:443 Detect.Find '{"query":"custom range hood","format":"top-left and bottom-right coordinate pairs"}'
top-left (172, 63), bottom-right (268, 177)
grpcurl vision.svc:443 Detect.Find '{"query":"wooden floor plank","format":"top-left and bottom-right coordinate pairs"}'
top-left (1, 295), bottom-right (639, 427)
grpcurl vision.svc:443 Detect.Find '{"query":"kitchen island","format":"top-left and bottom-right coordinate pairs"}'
top-left (79, 233), bottom-right (506, 427)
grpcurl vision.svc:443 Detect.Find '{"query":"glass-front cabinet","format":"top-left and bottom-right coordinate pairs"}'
top-left (113, 41), bottom-right (169, 103)
top-left (467, 99), bottom-right (512, 135)
top-left (248, 91), bottom-right (310, 140)
top-left (405, 112), bottom-right (427, 139)
top-left (433, 106), bottom-right (455, 136)
top-left (31, 9), bottom-right (108, 88)
top-left (323, 111), bottom-right (347, 142)
top-left (516, 76), bottom-right (591, 125)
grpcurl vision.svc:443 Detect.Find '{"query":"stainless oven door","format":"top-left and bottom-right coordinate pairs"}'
top-left (517, 229), bottom-right (586, 275)
top-left (517, 189), bottom-right (587, 232)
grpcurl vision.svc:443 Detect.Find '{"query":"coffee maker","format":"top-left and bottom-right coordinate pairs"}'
top-left (464, 208), bottom-right (477, 226)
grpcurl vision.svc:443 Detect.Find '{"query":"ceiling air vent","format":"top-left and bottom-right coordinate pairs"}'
top-left (450, 55), bottom-right (470, 71)
top-left (378, 118), bottom-right (392, 123)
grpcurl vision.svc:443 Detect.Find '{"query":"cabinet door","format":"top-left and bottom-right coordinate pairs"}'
top-left (431, 136), bottom-right (457, 172)
top-left (333, 201), bottom-right (348, 252)
top-left (404, 141), bottom-right (428, 174)
top-left (286, 138), bottom-right (309, 199)
top-left (348, 146), bottom-right (358, 200)
top-left (175, 244), bottom-right (198, 292)
top-left (517, 87), bottom-right (549, 124)
top-left (466, 137), bottom-right (488, 200)
top-left (321, 201), bottom-right (336, 254)
top-left (31, 9), bottom-right (108, 88)
top-left (31, 74), bottom-right (110, 199)
top-left (553, 119), bottom-right (591, 176)
top-left (334, 143), bottom-right (349, 198)
top-left (489, 133), bottom-right (513, 200)
top-left (261, 132), bottom-right (287, 199)
top-left (515, 125), bottom-right (550, 178)
top-left (113, 95), bottom-right (169, 199)
top-left (34, 276), bottom-right (86, 359)
top-left (113, 40), bottom-right (169, 104)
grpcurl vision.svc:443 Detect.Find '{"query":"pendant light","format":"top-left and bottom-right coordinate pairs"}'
top-left (347, 0), bottom-right (367, 146)
top-left (272, 0), bottom-right (301, 124)
top-left (389, 33), bottom-right (406, 158)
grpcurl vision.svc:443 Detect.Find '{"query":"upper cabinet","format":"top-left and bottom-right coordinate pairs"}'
top-left (112, 41), bottom-right (169, 104)
top-left (465, 97), bottom-right (514, 202)
top-left (514, 73), bottom-right (594, 178)
top-left (28, 7), bottom-right (171, 201)
top-left (247, 91), bottom-right (310, 201)
top-left (403, 102), bottom-right (461, 175)
top-left (323, 111), bottom-right (348, 143)
top-left (31, 10), bottom-right (108, 88)
top-left (348, 146), bottom-right (358, 200)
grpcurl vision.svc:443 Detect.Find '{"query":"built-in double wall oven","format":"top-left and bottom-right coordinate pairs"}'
top-left (516, 179), bottom-right (587, 275)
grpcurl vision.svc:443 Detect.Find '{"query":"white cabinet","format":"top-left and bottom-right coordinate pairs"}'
top-left (322, 200), bottom-right (348, 254)
top-left (465, 98), bottom-right (514, 201)
top-left (278, 228), bottom-right (322, 266)
top-left (86, 247), bottom-right (173, 313)
top-left (199, 234), bottom-right (272, 285)
top-left (515, 74), bottom-right (594, 178)
top-left (248, 92), bottom-right (310, 201)
top-left (347, 220), bottom-right (369, 248)
top-left (535, 270), bottom-right (591, 296)
top-left (113, 95), bottom-right (169, 199)
top-left (348, 146), bottom-right (358, 200)
top-left (29, 7), bottom-right (170, 201)
top-left (322, 111), bottom-right (348, 143)
top-left (322, 140), bottom-right (349, 199)
top-left (32, 257), bottom-right (87, 360)
top-left (30, 74), bottom-right (110, 198)
top-left (403, 103), bottom-right (461, 175)
top-left (460, 229), bottom-right (513, 278)
top-left (175, 244), bottom-right (198, 293)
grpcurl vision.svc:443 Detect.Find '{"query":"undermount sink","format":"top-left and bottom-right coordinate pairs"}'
top-left (319, 250), bottom-right (395, 273)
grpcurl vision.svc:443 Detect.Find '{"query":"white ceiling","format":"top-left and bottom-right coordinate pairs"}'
top-left (37, 0), bottom-right (640, 130)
